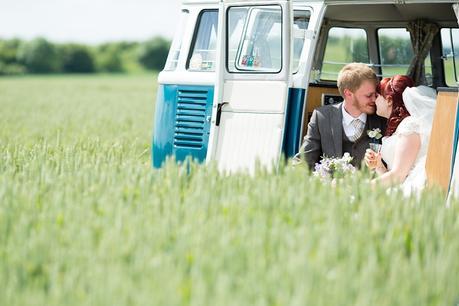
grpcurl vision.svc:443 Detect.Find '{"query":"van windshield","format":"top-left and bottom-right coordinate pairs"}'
top-left (188, 10), bottom-right (219, 72)
top-left (164, 9), bottom-right (189, 71)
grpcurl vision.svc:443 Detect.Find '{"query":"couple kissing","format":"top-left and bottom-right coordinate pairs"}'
top-left (300, 63), bottom-right (437, 196)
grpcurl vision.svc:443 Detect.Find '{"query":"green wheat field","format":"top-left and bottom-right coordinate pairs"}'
top-left (1, 75), bottom-right (459, 306)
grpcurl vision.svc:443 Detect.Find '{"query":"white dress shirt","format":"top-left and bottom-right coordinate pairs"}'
top-left (341, 106), bottom-right (367, 139)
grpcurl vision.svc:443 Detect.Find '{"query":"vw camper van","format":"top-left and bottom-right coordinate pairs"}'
top-left (152, 0), bottom-right (459, 191)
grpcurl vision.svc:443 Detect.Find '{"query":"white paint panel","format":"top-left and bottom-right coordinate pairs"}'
top-left (158, 71), bottom-right (216, 86)
top-left (215, 112), bottom-right (284, 173)
top-left (222, 80), bottom-right (288, 113)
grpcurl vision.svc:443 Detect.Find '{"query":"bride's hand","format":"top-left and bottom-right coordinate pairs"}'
top-left (364, 149), bottom-right (383, 170)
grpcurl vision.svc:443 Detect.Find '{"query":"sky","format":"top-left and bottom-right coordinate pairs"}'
top-left (0, 0), bottom-right (181, 44)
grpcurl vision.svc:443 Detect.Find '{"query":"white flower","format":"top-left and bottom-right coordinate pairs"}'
top-left (367, 128), bottom-right (382, 140)
top-left (342, 152), bottom-right (352, 163)
top-left (313, 153), bottom-right (355, 180)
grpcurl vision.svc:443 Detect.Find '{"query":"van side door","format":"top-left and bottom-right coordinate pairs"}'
top-left (207, 0), bottom-right (292, 173)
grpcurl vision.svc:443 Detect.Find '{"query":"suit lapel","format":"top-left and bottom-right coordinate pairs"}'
top-left (367, 114), bottom-right (384, 134)
top-left (331, 103), bottom-right (343, 157)
top-left (367, 114), bottom-right (375, 131)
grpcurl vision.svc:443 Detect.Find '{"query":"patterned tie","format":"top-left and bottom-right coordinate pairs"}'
top-left (349, 119), bottom-right (365, 142)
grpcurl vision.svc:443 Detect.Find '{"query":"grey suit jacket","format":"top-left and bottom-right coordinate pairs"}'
top-left (301, 102), bottom-right (387, 170)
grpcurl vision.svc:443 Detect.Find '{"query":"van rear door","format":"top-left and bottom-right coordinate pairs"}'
top-left (207, 0), bottom-right (292, 173)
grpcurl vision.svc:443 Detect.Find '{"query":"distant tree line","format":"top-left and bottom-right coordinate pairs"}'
top-left (0, 37), bottom-right (171, 75)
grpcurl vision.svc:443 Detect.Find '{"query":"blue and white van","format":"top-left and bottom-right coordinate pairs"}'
top-left (153, 0), bottom-right (459, 177)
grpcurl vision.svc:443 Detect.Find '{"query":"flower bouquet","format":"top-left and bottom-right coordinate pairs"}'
top-left (367, 128), bottom-right (383, 153)
top-left (313, 152), bottom-right (356, 180)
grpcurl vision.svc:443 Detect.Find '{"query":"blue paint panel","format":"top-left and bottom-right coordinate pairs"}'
top-left (282, 88), bottom-right (306, 158)
top-left (152, 84), bottom-right (214, 168)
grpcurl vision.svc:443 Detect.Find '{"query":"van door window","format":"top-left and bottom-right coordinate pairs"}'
top-left (228, 7), bottom-right (249, 71)
top-left (188, 10), bottom-right (218, 72)
top-left (164, 9), bottom-right (189, 71)
top-left (378, 28), bottom-right (432, 83)
top-left (228, 5), bottom-right (283, 73)
top-left (321, 27), bottom-right (369, 81)
top-left (292, 10), bottom-right (311, 73)
top-left (441, 28), bottom-right (459, 87)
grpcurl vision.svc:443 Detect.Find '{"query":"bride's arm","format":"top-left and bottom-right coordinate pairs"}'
top-left (374, 133), bottom-right (421, 186)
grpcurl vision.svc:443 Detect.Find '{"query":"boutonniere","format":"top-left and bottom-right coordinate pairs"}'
top-left (367, 128), bottom-right (382, 140)
top-left (367, 128), bottom-right (382, 152)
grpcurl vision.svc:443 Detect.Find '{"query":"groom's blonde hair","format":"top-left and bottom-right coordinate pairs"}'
top-left (337, 63), bottom-right (377, 96)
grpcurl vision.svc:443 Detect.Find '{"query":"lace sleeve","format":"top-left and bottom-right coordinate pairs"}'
top-left (395, 116), bottom-right (421, 136)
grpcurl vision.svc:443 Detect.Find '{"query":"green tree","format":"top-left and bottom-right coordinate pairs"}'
top-left (0, 62), bottom-right (26, 76)
top-left (351, 37), bottom-right (369, 63)
top-left (60, 44), bottom-right (95, 73)
top-left (16, 38), bottom-right (60, 73)
top-left (94, 43), bottom-right (123, 72)
top-left (0, 39), bottom-right (26, 76)
top-left (379, 36), bottom-right (413, 65)
top-left (0, 39), bottom-right (21, 65)
top-left (137, 37), bottom-right (170, 71)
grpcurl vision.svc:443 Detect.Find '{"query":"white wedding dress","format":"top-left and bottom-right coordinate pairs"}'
top-left (379, 85), bottom-right (437, 196)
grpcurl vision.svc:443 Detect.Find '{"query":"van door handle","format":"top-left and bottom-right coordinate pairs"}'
top-left (216, 102), bottom-right (228, 126)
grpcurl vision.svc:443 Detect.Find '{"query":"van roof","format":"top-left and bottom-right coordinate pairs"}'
top-left (325, 2), bottom-right (456, 24)
top-left (181, 0), bottom-right (457, 24)
top-left (182, 0), bottom-right (219, 4)
top-left (182, 0), bottom-right (458, 3)
top-left (323, 0), bottom-right (456, 3)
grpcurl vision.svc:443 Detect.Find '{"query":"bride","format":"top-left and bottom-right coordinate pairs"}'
top-left (364, 75), bottom-right (437, 196)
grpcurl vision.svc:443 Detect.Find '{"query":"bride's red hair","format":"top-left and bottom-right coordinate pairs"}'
top-left (377, 75), bottom-right (414, 136)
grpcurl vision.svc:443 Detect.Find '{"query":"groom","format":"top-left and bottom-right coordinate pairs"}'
top-left (301, 63), bottom-right (386, 169)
